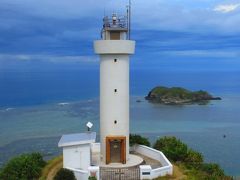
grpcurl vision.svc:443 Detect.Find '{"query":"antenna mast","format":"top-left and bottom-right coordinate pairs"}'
top-left (128, 0), bottom-right (131, 40)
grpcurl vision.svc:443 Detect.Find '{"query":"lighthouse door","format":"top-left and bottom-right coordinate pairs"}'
top-left (110, 140), bottom-right (121, 162)
top-left (106, 136), bottom-right (126, 164)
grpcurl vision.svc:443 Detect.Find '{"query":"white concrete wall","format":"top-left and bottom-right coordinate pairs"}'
top-left (134, 145), bottom-right (173, 179)
top-left (63, 144), bottom-right (91, 171)
top-left (99, 54), bottom-right (130, 163)
top-left (91, 143), bottom-right (100, 166)
top-left (151, 166), bottom-right (173, 179)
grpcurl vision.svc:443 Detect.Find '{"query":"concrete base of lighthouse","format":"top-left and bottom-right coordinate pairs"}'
top-left (100, 154), bottom-right (143, 168)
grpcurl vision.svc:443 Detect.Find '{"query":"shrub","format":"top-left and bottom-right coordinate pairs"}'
top-left (199, 163), bottom-right (225, 178)
top-left (153, 136), bottom-right (231, 179)
top-left (130, 134), bottom-right (150, 147)
top-left (54, 168), bottom-right (76, 180)
top-left (185, 149), bottom-right (203, 167)
top-left (153, 136), bottom-right (188, 162)
top-left (88, 176), bottom-right (97, 180)
top-left (0, 152), bottom-right (46, 180)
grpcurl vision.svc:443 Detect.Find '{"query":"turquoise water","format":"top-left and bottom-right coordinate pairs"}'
top-left (0, 69), bottom-right (240, 176)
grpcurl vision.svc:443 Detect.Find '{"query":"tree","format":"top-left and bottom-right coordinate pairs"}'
top-left (153, 136), bottom-right (188, 162)
top-left (54, 168), bottom-right (76, 180)
top-left (129, 134), bottom-right (150, 147)
top-left (0, 152), bottom-right (46, 180)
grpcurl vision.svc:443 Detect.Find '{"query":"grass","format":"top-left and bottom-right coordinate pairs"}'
top-left (39, 155), bottom-right (63, 180)
top-left (154, 164), bottom-right (187, 180)
top-left (154, 163), bottom-right (233, 180)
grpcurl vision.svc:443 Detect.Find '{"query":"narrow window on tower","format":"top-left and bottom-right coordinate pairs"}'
top-left (114, 59), bottom-right (117, 62)
top-left (114, 89), bottom-right (117, 93)
top-left (114, 120), bottom-right (117, 124)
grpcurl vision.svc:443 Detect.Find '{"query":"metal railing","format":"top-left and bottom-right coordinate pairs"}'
top-left (100, 166), bottom-right (140, 180)
top-left (103, 16), bottom-right (128, 29)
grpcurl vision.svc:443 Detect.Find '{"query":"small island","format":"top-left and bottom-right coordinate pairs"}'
top-left (145, 86), bottom-right (221, 105)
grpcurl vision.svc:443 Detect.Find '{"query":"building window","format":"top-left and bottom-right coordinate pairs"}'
top-left (114, 89), bottom-right (117, 92)
top-left (114, 59), bottom-right (117, 62)
top-left (114, 120), bottom-right (117, 124)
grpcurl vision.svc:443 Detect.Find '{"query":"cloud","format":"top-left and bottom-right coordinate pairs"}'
top-left (160, 50), bottom-right (240, 58)
top-left (130, 0), bottom-right (240, 35)
top-left (0, 54), bottom-right (98, 63)
top-left (0, 0), bottom-right (240, 72)
top-left (213, 3), bottom-right (240, 13)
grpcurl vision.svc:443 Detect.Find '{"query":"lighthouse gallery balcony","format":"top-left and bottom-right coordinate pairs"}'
top-left (94, 40), bottom-right (135, 55)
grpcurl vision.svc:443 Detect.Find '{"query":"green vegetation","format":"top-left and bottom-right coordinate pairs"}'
top-left (130, 134), bottom-right (151, 147)
top-left (0, 136), bottom-right (231, 180)
top-left (129, 134), bottom-right (230, 179)
top-left (54, 168), bottom-right (76, 180)
top-left (88, 176), bottom-right (97, 180)
top-left (146, 86), bottom-right (221, 105)
top-left (154, 136), bottom-right (203, 164)
top-left (0, 152), bottom-right (46, 180)
top-left (154, 136), bottom-right (232, 180)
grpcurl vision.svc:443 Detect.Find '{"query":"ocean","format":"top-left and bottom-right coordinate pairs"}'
top-left (0, 68), bottom-right (240, 176)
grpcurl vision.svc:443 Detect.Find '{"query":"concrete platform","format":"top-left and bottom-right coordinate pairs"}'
top-left (132, 152), bottom-right (162, 169)
top-left (99, 154), bottom-right (143, 168)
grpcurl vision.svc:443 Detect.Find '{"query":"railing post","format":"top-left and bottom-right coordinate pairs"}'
top-left (140, 165), bottom-right (152, 180)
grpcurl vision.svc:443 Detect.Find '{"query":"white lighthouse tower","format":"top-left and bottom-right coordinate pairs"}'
top-left (94, 12), bottom-right (135, 165)
top-left (59, 5), bottom-right (173, 179)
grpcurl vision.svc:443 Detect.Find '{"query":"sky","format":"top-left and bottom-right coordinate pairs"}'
top-left (0, 0), bottom-right (240, 71)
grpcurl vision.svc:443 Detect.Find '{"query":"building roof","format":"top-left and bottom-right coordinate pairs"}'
top-left (58, 132), bottom-right (96, 147)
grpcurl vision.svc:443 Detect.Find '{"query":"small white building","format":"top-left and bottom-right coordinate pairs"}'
top-left (58, 7), bottom-right (173, 180)
top-left (58, 132), bottom-right (97, 179)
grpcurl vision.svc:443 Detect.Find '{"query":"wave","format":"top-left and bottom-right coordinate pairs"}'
top-left (57, 102), bottom-right (70, 106)
top-left (0, 108), bottom-right (15, 113)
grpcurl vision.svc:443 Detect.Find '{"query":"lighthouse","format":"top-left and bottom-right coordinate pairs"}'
top-left (94, 12), bottom-right (135, 165)
top-left (59, 6), bottom-right (172, 179)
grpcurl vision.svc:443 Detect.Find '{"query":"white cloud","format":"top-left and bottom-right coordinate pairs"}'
top-left (160, 50), bottom-right (240, 58)
top-left (213, 3), bottom-right (240, 13)
top-left (1, 0), bottom-right (240, 37)
top-left (0, 54), bottom-right (98, 63)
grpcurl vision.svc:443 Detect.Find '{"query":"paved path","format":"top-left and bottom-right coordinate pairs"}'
top-left (46, 160), bottom-right (63, 180)
top-left (131, 152), bottom-right (162, 169)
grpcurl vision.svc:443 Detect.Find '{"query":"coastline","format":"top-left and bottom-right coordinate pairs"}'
top-left (0, 94), bottom-right (240, 176)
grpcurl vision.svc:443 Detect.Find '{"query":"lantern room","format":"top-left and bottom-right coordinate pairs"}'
top-left (101, 13), bottom-right (128, 40)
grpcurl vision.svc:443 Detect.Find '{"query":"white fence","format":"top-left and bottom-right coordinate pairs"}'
top-left (133, 145), bottom-right (173, 179)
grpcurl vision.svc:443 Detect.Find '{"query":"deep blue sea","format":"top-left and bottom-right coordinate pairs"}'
top-left (0, 68), bottom-right (240, 176)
